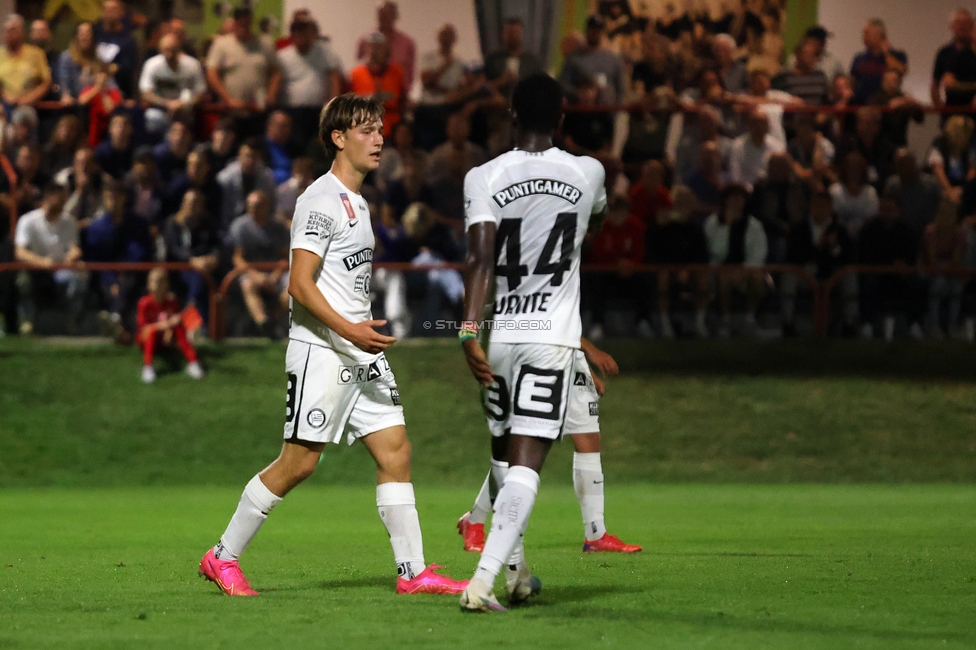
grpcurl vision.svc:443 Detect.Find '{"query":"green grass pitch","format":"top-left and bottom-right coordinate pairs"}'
top-left (1, 339), bottom-right (975, 648)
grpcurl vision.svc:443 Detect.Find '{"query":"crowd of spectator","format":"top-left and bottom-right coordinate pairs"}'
top-left (2, 0), bottom-right (976, 342)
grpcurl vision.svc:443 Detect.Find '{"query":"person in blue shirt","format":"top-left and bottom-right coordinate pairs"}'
top-left (850, 18), bottom-right (907, 105)
top-left (264, 111), bottom-right (294, 186)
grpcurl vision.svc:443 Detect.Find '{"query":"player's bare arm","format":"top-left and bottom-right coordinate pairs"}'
top-left (289, 248), bottom-right (395, 354)
top-left (580, 337), bottom-right (619, 378)
top-left (461, 221), bottom-right (497, 386)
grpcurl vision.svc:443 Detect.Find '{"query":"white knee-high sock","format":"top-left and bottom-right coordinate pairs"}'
top-left (214, 475), bottom-right (282, 560)
top-left (473, 466), bottom-right (539, 585)
top-left (377, 482), bottom-right (426, 580)
top-left (574, 452), bottom-right (606, 541)
top-left (469, 459), bottom-right (509, 525)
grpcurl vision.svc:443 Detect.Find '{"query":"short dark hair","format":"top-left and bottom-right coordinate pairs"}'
top-left (318, 93), bottom-right (385, 156)
top-left (43, 181), bottom-right (67, 198)
top-left (232, 6), bottom-right (252, 21)
top-left (512, 73), bottom-right (563, 134)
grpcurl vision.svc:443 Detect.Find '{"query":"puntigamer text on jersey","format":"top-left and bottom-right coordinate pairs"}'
top-left (492, 179), bottom-right (583, 208)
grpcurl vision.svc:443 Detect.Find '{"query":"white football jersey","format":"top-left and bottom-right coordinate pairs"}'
top-left (464, 148), bottom-right (607, 347)
top-left (289, 172), bottom-right (377, 362)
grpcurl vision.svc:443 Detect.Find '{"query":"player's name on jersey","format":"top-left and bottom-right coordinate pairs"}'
top-left (494, 291), bottom-right (552, 315)
top-left (492, 178), bottom-right (583, 208)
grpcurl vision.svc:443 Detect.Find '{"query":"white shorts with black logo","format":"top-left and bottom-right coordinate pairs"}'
top-left (283, 340), bottom-right (405, 444)
top-left (564, 349), bottom-right (601, 435)
top-left (482, 343), bottom-right (574, 440)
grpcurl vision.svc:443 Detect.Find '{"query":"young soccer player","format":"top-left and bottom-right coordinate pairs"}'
top-left (137, 267), bottom-right (204, 384)
top-left (457, 73), bottom-right (610, 612)
top-left (457, 337), bottom-right (642, 554)
top-left (199, 94), bottom-right (467, 597)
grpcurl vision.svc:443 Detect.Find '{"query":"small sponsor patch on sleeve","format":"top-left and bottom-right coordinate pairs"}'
top-left (588, 402), bottom-right (599, 416)
top-left (390, 388), bottom-right (401, 406)
top-left (305, 211), bottom-right (334, 240)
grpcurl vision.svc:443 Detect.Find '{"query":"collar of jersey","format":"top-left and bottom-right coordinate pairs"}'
top-left (327, 171), bottom-right (363, 197)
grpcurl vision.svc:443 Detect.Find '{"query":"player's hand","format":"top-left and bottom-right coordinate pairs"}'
top-left (585, 346), bottom-right (619, 379)
top-left (346, 319), bottom-right (396, 354)
top-left (592, 372), bottom-right (606, 397)
top-left (462, 338), bottom-right (494, 386)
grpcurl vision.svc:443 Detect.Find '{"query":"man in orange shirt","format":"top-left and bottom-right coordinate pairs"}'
top-left (350, 33), bottom-right (406, 139)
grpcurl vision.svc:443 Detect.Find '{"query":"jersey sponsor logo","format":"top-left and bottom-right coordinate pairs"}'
top-left (390, 388), bottom-right (401, 405)
top-left (494, 292), bottom-right (551, 315)
top-left (307, 408), bottom-right (326, 428)
top-left (305, 211), bottom-right (334, 240)
top-left (354, 272), bottom-right (371, 296)
top-left (343, 247), bottom-right (373, 271)
top-left (588, 401), bottom-right (599, 416)
top-left (339, 192), bottom-right (357, 220)
top-left (492, 178), bottom-right (583, 208)
top-left (574, 371), bottom-right (587, 386)
top-left (337, 356), bottom-right (391, 384)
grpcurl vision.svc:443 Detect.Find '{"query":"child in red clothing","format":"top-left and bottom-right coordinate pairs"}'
top-left (137, 268), bottom-right (204, 383)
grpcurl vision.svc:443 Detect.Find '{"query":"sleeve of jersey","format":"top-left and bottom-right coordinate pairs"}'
top-left (290, 196), bottom-right (335, 258)
top-left (463, 168), bottom-right (497, 231)
top-left (588, 159), bottom-right (608, 214)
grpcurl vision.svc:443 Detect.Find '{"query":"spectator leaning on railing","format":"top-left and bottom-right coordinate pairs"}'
top-left (0, 14), bottom-right (52, 111)
top-left (138, 32), bottom-right (206, 137)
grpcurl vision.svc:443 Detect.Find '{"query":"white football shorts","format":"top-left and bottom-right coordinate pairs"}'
top-left (482, 343), bottom-right (575, 440)
top-left (283, 340), bottom-right (405, 444)
top-left (564, 349), bottom-right (601, 435)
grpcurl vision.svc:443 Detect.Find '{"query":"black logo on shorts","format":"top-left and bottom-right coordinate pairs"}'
top-left (390, 388), bottom-right (401, 405)
top-left (588, 402), bottom-right (599, 416)
top-left (307, 408), bottom-right (326, 428)
top-left (574, 372), bottom-right (587, 386)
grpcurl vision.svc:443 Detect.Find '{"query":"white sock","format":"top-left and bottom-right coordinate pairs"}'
top-left (470, 459), bottom-right (508, 525)
top-left (377, 482), bottom-right (426, 580)
top-left (214, 475), bottom-right (282, 560)
top-left (473, 466), bottom-right (539, 585)
top-left (574, 453), bottom-right (606, 542)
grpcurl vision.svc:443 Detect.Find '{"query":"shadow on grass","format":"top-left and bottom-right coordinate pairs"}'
top-left (316, 575), bottom-right (393, 590)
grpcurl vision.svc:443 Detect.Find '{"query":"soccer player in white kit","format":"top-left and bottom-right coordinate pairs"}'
top-left (199, 94), bottom-right (467, 597)
top-left (457, 73), bottom-right (612, 612)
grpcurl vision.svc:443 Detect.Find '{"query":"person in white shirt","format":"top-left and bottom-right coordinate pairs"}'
top-left (727, 107), bottom-right (785, 191)
top-left (277, 18), bottom-right (343, 148)
top-left (138, 33), bottom-right (206, 136)
top-left (829, 151), bottom-right (879, 238)
top-left (199, 93), bottom-right (467, 599)
top-left (703, 184), bottom-right (768, 337)
top-left (733, 66), bottom-right (803, 149)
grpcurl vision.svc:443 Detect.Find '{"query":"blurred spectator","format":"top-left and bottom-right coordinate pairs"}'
top-left (685, 141), bottom-right (724, 218)
top-left (168, 19), bottom-right (196, 58)
top-left (629, 159), bottom-right (673, 227)
top-left (712, 33), bottom-right (748, 94)
top-left (57, 147), bottom-right (101, 226)
top-left (14, 183), bottom-right (83, 332)
top-left (703, 184), bottom-right (768, 337)
top-left (217, 138), bottom-right (277, 232)
top-left (559, 15), bottom-right (626, 107)
top-left (884, 149), bottom-right (942, 238)
top-left (786, 26), bottom-right (846, 83)
top-left (561, 75), bottom-right (615, 159)
top-left (751, 152), bottom-right (807, 262)
top-left (830, 151), bottom-right (879, 238)
top-left (0, 14), bottom-right (52, 109)
top-left (264, 111), bottom-right (293, 185)
top-left (2, 143), bottom-right (43, 215)
top-left (29, 19), bottom-right (58, 101)
top-left (867, 70), bottom-right (923, 147)
top-left (921, 200), bottom-right (966, 338)
top-left (670, 104), bottom-right (728, 186)
top-left (788, 114), bottom-right (836, 191)
top-left (382, 156), bottom-right (434, 227)
top-left (78, 63), bottom-right (123, 148)
top-left (136, 267), bottom-right (203, 384)
top-left (484, 17), bottom-right (543, 97)
top-left (419, 24), bottom-right (465, 107)
top-left (165, 146), bottom-right (221, 221)
top-left (735, 66), bottom-right (802, 149)
top-left (126, 151), bottom-right (165, 233)
top-left (276, 156), bottom-right (314, 226)
top-left (583, 195), bottom-right (649, 340)
top-left (927, 115), bottom-right (975, 203)
top-left (837, 107), bottom-right (896, 191)
top-left (645, 186), bottom-right (710, 338)
top-left (278, 18), bottom-right (343, 148)
top-left (350, 33), bottom-right (407, 139)
top-left (138, 33), bottom-right (206, 137)
top-left (356, 1), bottom-right (416, 90)
top-left (41, 114), bottom-right (83, 181)
top-left (782, 190), bottom-right (853, 336)
top-left (153, 120), bottom-right (192, 185)
top-left (631, 30), bottom-right (671, 98)
top-left (425, 111), bottom-right (485, 234)
top-left (932, 9), bottom-right (976, 109)
top-left (162, 189), bottom-right (219, 317)
top-left (773, 39), bottom-right (830, 107)
top-left (859, 193), bottom-right (921, 340)
top-left (57, 22), bottom-right (99, 105)
top-left (2, 106), bottom-right (38, 159)
top-left (202, 117), bottom-right (236, 175)
top-left (825, 74), bottom-right (855, 142)
top-left (850, 18), bottom-right (907, 105)
top-left (377, 120), bottom-right (427, 194)
top-left (228, 189), bottom-right (289, 337)
top-left (93, 0), bottom-right (139, 97)
top-left (206, 7), bottom-right (281, 110)
top-left (727, 107), bottom-right (784, 190)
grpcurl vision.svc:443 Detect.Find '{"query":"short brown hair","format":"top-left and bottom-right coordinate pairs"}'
top-left (318, 93), bottom-right (384, 156)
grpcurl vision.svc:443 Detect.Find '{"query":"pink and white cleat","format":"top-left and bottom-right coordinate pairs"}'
top-left (396, 564), bottom-right (468, 595)
top-left (583, 533), bottom-right (642, 553)
top-left (199, 549), bottom-right (259, 596)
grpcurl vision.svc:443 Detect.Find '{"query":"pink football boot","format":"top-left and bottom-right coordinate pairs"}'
top-left (396, 564), bottom-right (468, 595)
top-left (199, 549), bottom-right (259, 596)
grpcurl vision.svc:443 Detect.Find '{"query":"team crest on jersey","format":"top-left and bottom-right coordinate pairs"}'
top-left (588, 402), bottom-right (599, 416)
top-left (343, 248), bottom-right (373, 271)
top-left (339, 193), bottom-right (357, 220)
top-left (354, 272), bottom-right (371, 296)
top-left (574, 371), bottom-right (588, 386)
top-left (305, 211), bottom-right (334, 240)
top-left (492, 178), bottom-right (583, 208)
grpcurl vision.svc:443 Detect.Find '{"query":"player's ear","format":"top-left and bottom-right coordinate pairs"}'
top-left (331, 128), bottom-right (345, 152)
